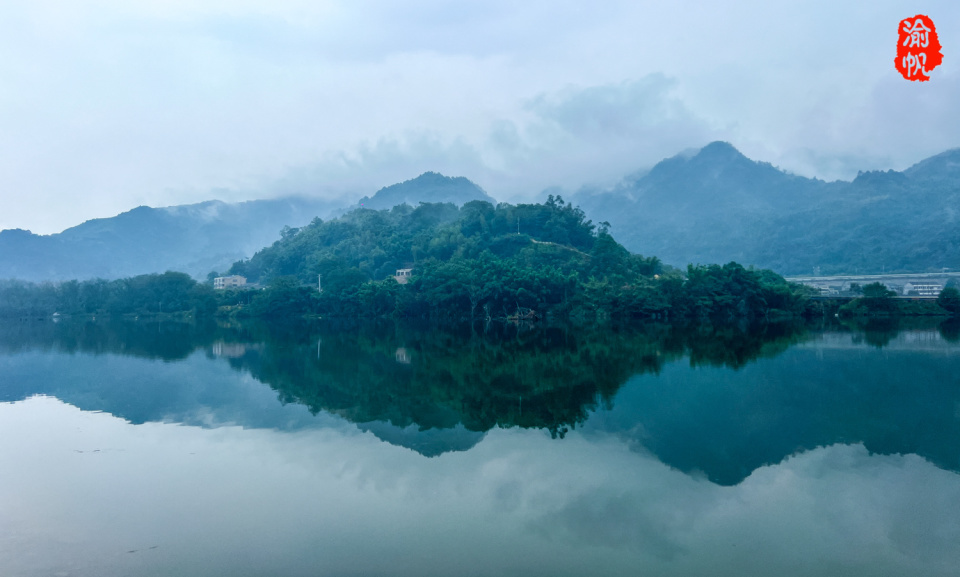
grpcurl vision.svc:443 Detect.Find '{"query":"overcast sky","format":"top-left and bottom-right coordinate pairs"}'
top-left (1, 1), bottom-right (958, 234)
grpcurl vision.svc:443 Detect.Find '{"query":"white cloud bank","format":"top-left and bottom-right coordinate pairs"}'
top-left (1, 1), bottom-right (958, 233)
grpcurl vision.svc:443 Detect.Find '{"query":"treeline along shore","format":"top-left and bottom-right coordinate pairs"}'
top-left (2, 199), bottom-right (959, 322)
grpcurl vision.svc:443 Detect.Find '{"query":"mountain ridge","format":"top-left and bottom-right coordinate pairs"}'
top-left (0, 197), bottom-right (339, 281)
top-left (569, 141), bottom-right (960, 275)
top-left (3, 147), bottom-right (959, 281)
top-left (0, 173), bottom-right (493, 282)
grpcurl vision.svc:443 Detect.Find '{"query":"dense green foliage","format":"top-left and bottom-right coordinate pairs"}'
top-left (227, 198), bottom-right (808, 321)
top-left (0, 272), bottom-right (217, 317)
top-left (0, 199), bottom-right (809, 323)
top-left (939, 286), bottom-right (960, 316)
top-left (838, 282), bottom-right (951, 318)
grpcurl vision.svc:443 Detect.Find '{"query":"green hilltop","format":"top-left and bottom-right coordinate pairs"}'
top-left (226, 197), bottom-right (808, 322)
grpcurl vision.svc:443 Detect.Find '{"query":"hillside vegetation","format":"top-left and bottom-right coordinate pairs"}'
top-left (0, 272), bottom-right (217, 318)
top-left (227, 198), bottom-right (807, 322)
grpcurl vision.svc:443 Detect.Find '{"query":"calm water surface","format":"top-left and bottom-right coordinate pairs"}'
top-left (1, 319), bottom-right (958, 576)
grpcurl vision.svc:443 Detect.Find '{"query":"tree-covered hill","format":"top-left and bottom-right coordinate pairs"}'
top-left (231, 198), bottom-right (601, 284)
top-left (228, 198), bottom-right (807, 322)
top-left (571, 142), bottom-right (960, 275)
top-left (0, 198), bottom-right (810, 323)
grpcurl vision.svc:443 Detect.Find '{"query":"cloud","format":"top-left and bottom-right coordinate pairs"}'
top-left (510, 76), bottom-right (723, 188)
top-left (258, 75), bottom-right (722, 204)
top-left (260, 133), bottom-right (492, 200)
top-left (774, 68), bottom-right (960, 180)
top-left (525, 442), bottom-right (960, 575)
top-left (3, 1), bottom-right (960, 233)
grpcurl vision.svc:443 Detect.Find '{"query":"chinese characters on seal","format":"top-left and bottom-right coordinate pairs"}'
top-left (895, 15), bottom-right (942, 82)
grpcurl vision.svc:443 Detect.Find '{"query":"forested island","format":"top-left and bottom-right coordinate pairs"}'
top-left (2, 198), bottom-right (958, 322)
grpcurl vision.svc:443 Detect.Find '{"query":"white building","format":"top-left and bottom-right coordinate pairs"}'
top-left (214, 275), bottom-right (247, 290)
top-left (394, 269), bottom-right (413, 285)
top-left (903, 282), bottom-right (942, 296)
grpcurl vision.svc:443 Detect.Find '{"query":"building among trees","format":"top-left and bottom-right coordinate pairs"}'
top-left (394, 269), bottom-right (413, 285)
top-left (903, 282), bottom-right (943, 296)
top-left (214, 275), bottom-right (247, 290)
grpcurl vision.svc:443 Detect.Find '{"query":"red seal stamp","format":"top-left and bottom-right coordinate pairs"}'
top-left (895, 15), bottom-right (943, 81)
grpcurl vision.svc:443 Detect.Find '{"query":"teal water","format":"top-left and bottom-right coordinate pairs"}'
top-left (1, 319), bottom-right (958, 576)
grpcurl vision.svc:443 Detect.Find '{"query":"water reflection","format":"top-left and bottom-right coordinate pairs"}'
top-left (2, 318), bottom-right (960, 576)
top-left (2, 397), bottom-right (958, 577)
top-left (0, 318), bottom-right (808, 441)
top-left (1, 318), bottom-right (959, 483)
top-left (587, 328), bottom-right (960, 484)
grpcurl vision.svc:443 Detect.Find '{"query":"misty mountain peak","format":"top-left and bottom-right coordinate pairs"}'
top-left (642, 140), bottom-right (765, 187)
top-left (904, 147), bottom-right (960, 182)
top-left (695, 141), bottom-right (747, 162)
top-left (161, 200), bottom-right (229, 219)
top-left (359, 172), bottom-right (495, 210)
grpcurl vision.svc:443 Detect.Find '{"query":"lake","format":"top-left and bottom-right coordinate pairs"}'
top-left (1, 318), bottom-right (959, 576)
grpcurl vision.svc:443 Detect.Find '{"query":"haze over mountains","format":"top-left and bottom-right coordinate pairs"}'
top-left (0, 173), bottom-right (493, 282)
top-left (0, 198), bottom-right (339, 282)
top-left (357, 171), bottom-right (495, 210)
top-left (572, 142), bottom-right (960, 276)
top-left (1, 144), bottom-right (958, 282)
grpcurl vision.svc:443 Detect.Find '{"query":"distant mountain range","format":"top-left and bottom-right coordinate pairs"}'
top-left (570, 142), bottom-right (960, 276)
top-left (0, 198), bottom-right (339, 281)
top-left (0, 172), bottom-right (495, 282)
top-left (3, 145), bottom-right (959, 282)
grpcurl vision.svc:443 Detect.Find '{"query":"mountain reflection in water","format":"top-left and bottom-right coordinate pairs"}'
top-left (1, 317), bottom-right (958, 484)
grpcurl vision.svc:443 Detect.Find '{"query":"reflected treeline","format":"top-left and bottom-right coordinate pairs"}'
top-left (941, 318), bottom-right (960, 342)
top-left (230, 321), bottom-right (670, 438)
top-left (842, 317), bottom-right (960, 348)
top-left (0, 317), bottom-right (810, 440)
top-left (682, 321), bottom-right (810, 368)
top-left (0, 318), bottom-right (223, 360)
